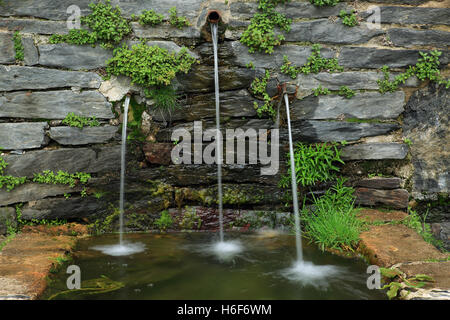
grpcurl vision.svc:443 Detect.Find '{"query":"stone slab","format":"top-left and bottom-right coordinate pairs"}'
top-left (2, 146), bottom-right (121, 177)
top-left (0, 90), bottom-right (113, 120)
top-left (0, 122), bottom-right (48, 150)
top-left (38, 44), bottom-right (113, 70)
top-left (354, 188), bottom-right (409, 209)
top-left (0, 183), bottom-right (81, 207)
top-left (49, 126), bottom-right (118, 145)
top-left (0, 65), bottom-right (102, 91)
top-left (341, 143), bottom-right (408, 160)
top-left (290, 91), bottom-right (405, 120)
top-left (360, 224), bottom-right (446, 267)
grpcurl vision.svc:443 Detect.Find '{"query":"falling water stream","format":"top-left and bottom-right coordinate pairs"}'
top-left (211, 23), bottom-right (224, 242)
top-left (210, 22), bottom-right (243, 256)
top-left (119, 95), bottom-right (130, 246)
top-left (283, 93), bottom-right (303, 262)
top-left (91, 95), bottom-right (145, 256)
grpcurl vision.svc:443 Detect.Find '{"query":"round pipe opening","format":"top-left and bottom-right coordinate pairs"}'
top-left (208, 10), bottom-right (221, 23)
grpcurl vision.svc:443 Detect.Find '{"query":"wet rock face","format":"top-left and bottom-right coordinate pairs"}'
top-left (403, 83), bottom-right (449, 198)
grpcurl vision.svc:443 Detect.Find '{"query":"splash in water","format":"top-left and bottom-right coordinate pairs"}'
top-left (280, 260), bottom-right (343, 289)
top-left (91, 242), bottom-right (146, 257)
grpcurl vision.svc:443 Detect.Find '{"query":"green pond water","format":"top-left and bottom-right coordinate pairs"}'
top-left (42, 232), bottom-right (386, 300)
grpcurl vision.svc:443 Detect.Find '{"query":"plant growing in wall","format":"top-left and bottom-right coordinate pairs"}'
top-left (309, 0), bottom-right (339, 7)
top-left (105, 42), bottom-right (196, 116)
top-left (62, 112), bottom-right (100, 128)
top-left (13, 31), bottom-right (24, 61)
top-left (378, 50), bottom-right (450, 93)
top-left (240, 0), bottom-right (292, 54)
top-left (279, 142), bottom-right (345, 188)
top-left (338, 85), bottom-right (356, 98)
top-left (313, 85), bottom-right (330, 96)
top-left (133, 9), bottom-right (164, 26)
top-left (250, 70), bottom-right (276, 118)
top-left (281, 44), bottom-right (343, 78)
top-left (50, 0), bottom-right (131, 48)
top-left (168, 7), bottom-right (190, 29)
top-left (339, 9), bottom-right (358, 27)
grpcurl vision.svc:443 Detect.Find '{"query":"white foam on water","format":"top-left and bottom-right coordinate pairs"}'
top-left (280, 260), bottom-right (343, 289)
top-left (209, 240), bottom-right (244, 261)
top-left (91, 242), bottom-right (146, 257)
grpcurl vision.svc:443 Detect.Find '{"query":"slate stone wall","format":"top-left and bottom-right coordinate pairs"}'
top-left (0, 0), bottom-right (448, 233)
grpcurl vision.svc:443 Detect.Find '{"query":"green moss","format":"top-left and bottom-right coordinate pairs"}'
top-left (177, 206), bottom-right (202, 230)
top-left (89, 206), bottom-right (121, 235)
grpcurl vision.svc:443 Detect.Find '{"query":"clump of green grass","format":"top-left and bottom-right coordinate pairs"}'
top-left (300, 179), bottom-right (362, 251)
top-left (13, 31), bottom-right (24, 61)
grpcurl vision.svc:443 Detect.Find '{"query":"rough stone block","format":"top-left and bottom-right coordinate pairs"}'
top-left (49, 126), bottom-right (118, 145)
top-left (0, 90), bottom-right (114, 120)
top-left (0, 122), bottom-right (48, 150)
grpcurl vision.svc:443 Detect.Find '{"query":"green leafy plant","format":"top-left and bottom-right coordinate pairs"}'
top-left (49, 29), bottom-right (97, 46)
top-left (250, 70), bottom-right (276, 118)
top-left (299, 179), bottom-right (362, 251)
top-left (106, 43), bottom-right (196, 87)
top-left (62, 112), bottom-right (100, 128)
top-left (168, 7), bottom-right (189, 29)
top-left (281, 44), bottom-right (343, 78)
top-left (403, 138), bottom-right (412, 147)
top-left (154, 210), bottom-right (173, 231)
top-left (309, 0), bottom-right (339, 6)
top-left (133, 9), bottom-right (164, 26)
top-left (338, 85), bottom-right (356, 98)
top-left (280, 142), bottom-right (345, 188)
top-left (339, 9), bottom-right (358, 27)
top-left (378, 50), bottom-right (450, 93)
top-left (13, 31), bottom-right (24, 61)
top-left (0, 156), bottom-right (7, 176)
top-left (0, 175), bottom-right (26, 192)
top-left (49, 0), bottom-right (131, 48)
top-left (313, 85), bottom-right (330, 96)
top-left (33, 170), bottom-right (91, 188)
top-left (380, 267), bottom-right (434, 299)
top-left (240, 0), bottom-right (292, 54)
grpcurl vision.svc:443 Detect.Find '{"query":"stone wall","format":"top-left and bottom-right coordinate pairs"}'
top-left (0, 0), bottom-right (448, 235)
